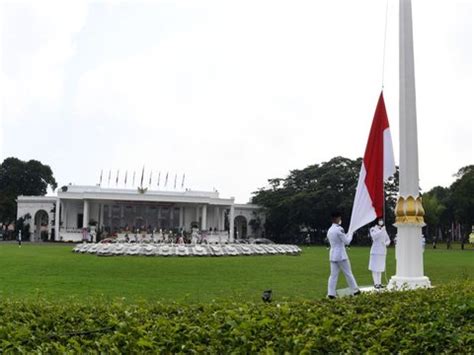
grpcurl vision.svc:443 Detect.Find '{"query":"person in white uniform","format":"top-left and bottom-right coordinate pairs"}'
top-left (327, 211), bottom-right (360, 299)
top-left (369, 219), bottom-right (391, 289)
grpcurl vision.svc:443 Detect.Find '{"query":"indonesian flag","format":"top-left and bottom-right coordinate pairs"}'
top-left (348, 92), bottom-right (396, 235)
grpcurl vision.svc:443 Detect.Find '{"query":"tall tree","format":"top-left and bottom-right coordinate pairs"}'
top-left (422, 193), bottom-right (446, 239)
top-left (450, 165), bottom-right (474, 227)
top-left (413, 166), bottom-right (473, 243)
top-left (0, 157), bottom-right (57, 223)
top-left (252, 156), bottom-right (398, 244)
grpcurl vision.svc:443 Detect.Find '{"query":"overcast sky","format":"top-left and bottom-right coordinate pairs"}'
top-left (0, 0), bottom-right (472, 203)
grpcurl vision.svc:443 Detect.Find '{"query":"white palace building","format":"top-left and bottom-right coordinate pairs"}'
top-left (17, 185), bottom-right (263, 242)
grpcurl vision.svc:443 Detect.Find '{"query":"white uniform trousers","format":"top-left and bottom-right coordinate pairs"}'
top-left (328, 259), bottom-right (359, 297)
top-left (372, 271), bottom-right (382, 285)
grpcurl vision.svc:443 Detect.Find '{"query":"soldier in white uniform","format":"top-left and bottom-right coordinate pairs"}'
top-left (327, 211), bottom-right (360, 299)
top-left (369, 219), bottom-right (391, 289)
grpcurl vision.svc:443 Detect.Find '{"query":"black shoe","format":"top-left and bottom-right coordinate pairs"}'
top-left (374, 284), bottom-right (381, 289)
top-left (353, 290), bottom-right (361, 296)
top-left (379, 284), bottom-right (386, 289)
top-left (327, 295), bottom-right (336, 299)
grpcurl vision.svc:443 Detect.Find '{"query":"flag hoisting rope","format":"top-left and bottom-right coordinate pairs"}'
top-left (348, 0), bottom-right (393, 235)
top-left (381, 0), bottom-right (389, 89)
top-left (348, 92), bottom-right (396, 235)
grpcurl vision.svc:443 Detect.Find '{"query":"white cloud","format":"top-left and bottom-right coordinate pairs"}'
top-left (1, 1), bottom-right (88, 118)
top-left (1, 0), bottom-right (472, 202)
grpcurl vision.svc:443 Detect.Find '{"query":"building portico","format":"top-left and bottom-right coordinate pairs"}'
top-left (17, 185), bottom-right (263, 242)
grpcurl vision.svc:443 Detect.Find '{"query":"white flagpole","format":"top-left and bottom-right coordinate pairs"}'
top-left (388, 0), bottom-right (430, 290)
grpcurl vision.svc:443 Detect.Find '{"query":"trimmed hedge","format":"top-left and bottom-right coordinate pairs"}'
top-left (0, 281), bottom-right (473, 353)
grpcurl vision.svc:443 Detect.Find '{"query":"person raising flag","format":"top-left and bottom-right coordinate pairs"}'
top-left (369, 219), bottom-right (391, 289)
top-left (327, 211), bottom-right (360, 299)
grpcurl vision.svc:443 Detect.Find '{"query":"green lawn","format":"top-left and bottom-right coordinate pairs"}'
top-left (0, 243), bottom-right (472, 304)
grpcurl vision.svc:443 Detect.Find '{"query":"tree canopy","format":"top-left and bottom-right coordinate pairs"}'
top-left (252, 158), bottom-right (473, 244)
top-left (251, 156), bottom-right (398, 244)
top-left (423, 164), bottom-right (474, 240)
top-left (0, 157), bottom-right (57, 223)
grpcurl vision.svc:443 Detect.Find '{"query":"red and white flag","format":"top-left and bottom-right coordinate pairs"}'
top-left (348, 92), bottom-right (396, 235)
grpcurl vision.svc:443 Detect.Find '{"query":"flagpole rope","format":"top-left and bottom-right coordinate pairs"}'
top-left (381, 0), bottom-right (389, 89)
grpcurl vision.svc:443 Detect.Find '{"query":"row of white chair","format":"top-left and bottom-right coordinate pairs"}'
top-left (72, 243), bottom-right (302, 257)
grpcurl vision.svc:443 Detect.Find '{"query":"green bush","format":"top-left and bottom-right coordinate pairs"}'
top-left (0, 281), bottom-right (473, 353)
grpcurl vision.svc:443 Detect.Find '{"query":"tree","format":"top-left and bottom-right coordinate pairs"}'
top-left (422, 193), bottom-right (446, 240)
top-left (450, 165), bottom-right (474, 224)
top-left (252, 156), bottom-right (399, 244)
top-left (420, 165), bottom-right (474, 244)
top-left (450, 165), bottom-right (474, 234)
top-left (0, 157), bottom-right (57, 223)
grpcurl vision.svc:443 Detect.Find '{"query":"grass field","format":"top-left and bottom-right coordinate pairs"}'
top-left (0, 243), bottom-right (472, 304)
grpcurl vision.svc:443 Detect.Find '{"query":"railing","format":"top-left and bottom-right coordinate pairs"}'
top-left (62, 228), bottom-right (82, 234)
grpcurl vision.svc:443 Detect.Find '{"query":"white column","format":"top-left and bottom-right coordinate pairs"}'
top-left (221, 208), bottom-right (226, 231)
top-left (60, 201), bottom-right (64, 230)
top-left (179, 206), bottom-right (184, 229)
top-left (62, 202), bottom-right (67, 229)
top-left (214, 206), bottom-right (219, 230)
top-left (201, 205), bottom-right (207, 231)
top-left (388, 0), bottom-right (430, 290)
top-left (54, 198), bottom-right (60, 241)
top-left (99, 204), bottom-right (104, 229)
top-left (229, 204), bottom-right (235, 242)
top-left (83, 200), bottom-right (90, 229)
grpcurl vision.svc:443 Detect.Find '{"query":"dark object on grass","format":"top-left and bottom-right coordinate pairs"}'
top-left (262, 290), bottom-right (272, 303)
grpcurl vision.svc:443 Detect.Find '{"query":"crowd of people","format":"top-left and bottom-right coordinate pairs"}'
top-left (326, 211), bottom-right (392, 298)
top-left (88, 227), bottom-right (227, 245)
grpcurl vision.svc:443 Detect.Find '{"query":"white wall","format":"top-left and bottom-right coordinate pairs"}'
top-left (16, 200), bottom-right (55, 241)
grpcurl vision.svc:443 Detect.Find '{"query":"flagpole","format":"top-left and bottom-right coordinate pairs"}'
top-left (383, 188), bottom-right (386, 223)
top-left (387, 0), bottom-right (430, 290)
top-left (381, 0), bottom-right (389, 223)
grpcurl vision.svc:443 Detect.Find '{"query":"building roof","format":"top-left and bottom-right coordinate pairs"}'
top-left (56, 185), bottom-right (233, 205)
top-left (17, 196), bottom-right (57, 203)
top-left (18, 185), bottom-right (259, 209)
